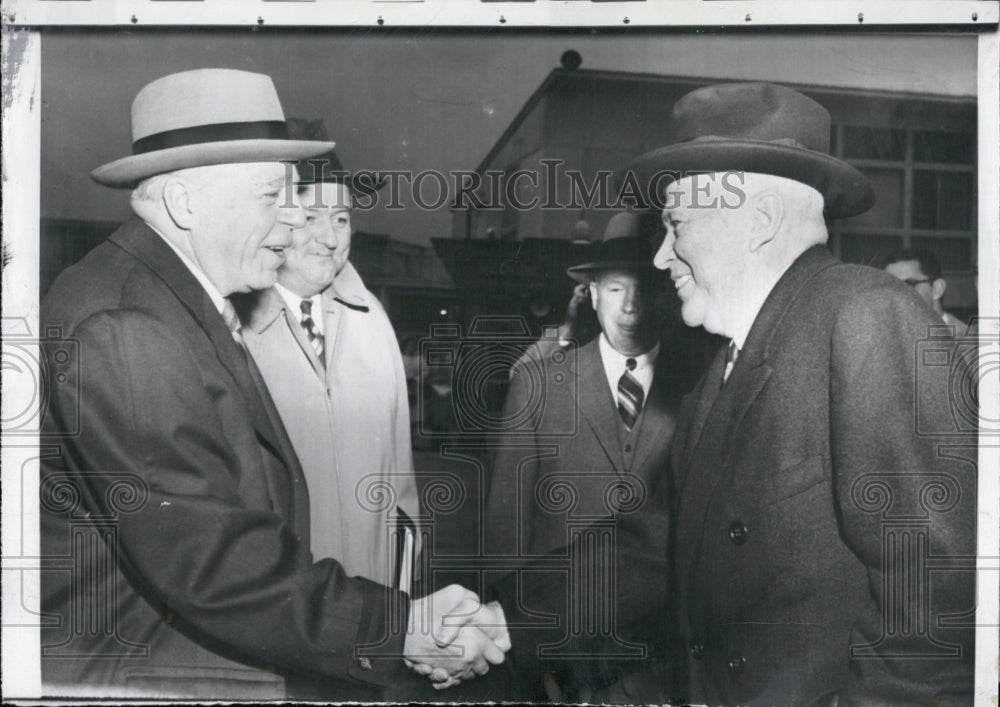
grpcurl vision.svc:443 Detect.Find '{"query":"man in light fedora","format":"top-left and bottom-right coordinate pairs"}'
top-left (484, 210), bottom-right (684, 703)
top-left (630, 82), bottom-right (976, 705)
top-left (39, 68), bottom-right (508, 700)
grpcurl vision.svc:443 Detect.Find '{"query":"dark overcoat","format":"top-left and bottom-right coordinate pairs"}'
top-left (486, 337), bottom-right (682, 701)
top-left (669, 245), bottom-right (976, 706)
top-left (39, 221), bottom-right (407, 700)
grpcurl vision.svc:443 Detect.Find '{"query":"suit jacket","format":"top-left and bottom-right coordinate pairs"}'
top-left (486, 337), bottom-right (681, 701)
top-left (234, 263), bottom-right (420, 586)
top-left (39, 221), bottom-right (407, 700)
top-left (669, 245), bottom-right (976, 706)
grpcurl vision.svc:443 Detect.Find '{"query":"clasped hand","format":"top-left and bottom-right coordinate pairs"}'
top-left (404, 584), bottom-right (510, 690)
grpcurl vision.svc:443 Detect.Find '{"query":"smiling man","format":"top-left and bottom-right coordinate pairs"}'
top-left (39, 70), bottom-right (506, 701)
top-left (234, 145), bottom-right (422, 590)
top-left (632, 82), bottom-right (977, 706)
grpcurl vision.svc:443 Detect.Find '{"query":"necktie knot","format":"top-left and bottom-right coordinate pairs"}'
top-left (299, 297), bottom-right (325, 367)
top-left (625, 357), bottom-right (637, 372)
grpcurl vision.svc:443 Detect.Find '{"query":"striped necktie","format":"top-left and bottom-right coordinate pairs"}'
top-left (299, 298), bottom-right (325, 365)
top-left (617, 358), bottom-right (644, 430)
top-left (723, 340), bottom-right (739, 383)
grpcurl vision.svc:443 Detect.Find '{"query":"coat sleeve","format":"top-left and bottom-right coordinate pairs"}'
top-left (829, 285), bottom-right (976, 706)
top-left (484, 362), bottom-right (542, 557)
top-left (43, 310), bottom-right (409, 684)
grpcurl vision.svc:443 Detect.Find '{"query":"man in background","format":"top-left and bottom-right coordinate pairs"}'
top-left (885, 246), bottom-right (969, 336)
top-left (487, 210), bottom-right (681, 703)
top-left (235, 123), bottom-right (421, 589)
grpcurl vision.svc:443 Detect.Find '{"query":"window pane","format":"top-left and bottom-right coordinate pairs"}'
top-left (841, 126), bottom-right (905, 160)
top-left (912, 171), bottom-right (973, 231)
top-left (913, 130), bottom-right (974, 164)
top-left (841, 168), bottom-right (903, 230)
top-left (910, 236), bottom-right (973, 272)
top-left (839, 234), bottom-right (903, 268)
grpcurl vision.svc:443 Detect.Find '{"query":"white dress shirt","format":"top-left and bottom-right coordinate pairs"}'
top-left (598, 333), bottom-right (660, 404)
top-left (274, 283), bottom-right (325, 336)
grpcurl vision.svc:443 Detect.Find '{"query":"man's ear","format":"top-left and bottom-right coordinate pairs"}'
top-left (748, 191), bottom-right (782, 253)
top-left (161, 177), bottom-right (196, 230)
top-left (931, 277), bottom-right (947, 303)
top-left (589, 281), bottom-right (599, 310)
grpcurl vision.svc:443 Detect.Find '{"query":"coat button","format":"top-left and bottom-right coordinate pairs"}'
top-left (624, 444), bottom-right (633, 453)
top-left (728, 520), bottom-right (748, 545)
top-left (358, 656), bottom-right (372, 670)
top-left (688, 641), bottom-right (704, 660)
top-left (727, 655), bottom-right (747, 674)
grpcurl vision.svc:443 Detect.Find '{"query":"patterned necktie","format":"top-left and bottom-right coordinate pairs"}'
top-left (723, 340), bottom-right (740, 383)
top-left (221, 299), bottom-right (245, 347)
top-left (299, 298), bottom-right (325, 365)
top-left (617, 358), bottom-right (644, 430)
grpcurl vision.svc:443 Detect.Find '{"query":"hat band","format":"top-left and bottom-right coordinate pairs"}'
top-left (132, 120), bottom-right (290, 155)
top-left (689, 134), bottom-right (813, 151)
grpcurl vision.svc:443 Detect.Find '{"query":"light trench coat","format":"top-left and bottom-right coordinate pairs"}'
top-left (236, 262), bottom-right (421, 586)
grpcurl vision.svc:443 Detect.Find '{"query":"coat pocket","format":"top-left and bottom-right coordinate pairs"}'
top-left (746, 455), bottom-right (828, 509)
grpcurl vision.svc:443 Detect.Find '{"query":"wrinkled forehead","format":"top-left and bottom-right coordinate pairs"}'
top-left (662, 173), bottom-right (732, 213)
top-left (593, 268), bottom-right (649, 287)
top-left (179, 161), bottom-right (291, 189)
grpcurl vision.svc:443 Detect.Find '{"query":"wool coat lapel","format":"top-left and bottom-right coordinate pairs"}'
top-left (113, 224), bottom-right (308, 534)
top-left (673, 246), bottom-right (839, 616)
top-left (575, 340), bottom-right (624, 473)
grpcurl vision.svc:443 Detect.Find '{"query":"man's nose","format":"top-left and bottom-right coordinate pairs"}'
top-left (653, 230), bottom-right (674, 270)
top-left (622, 288), bottom-right (640, 314)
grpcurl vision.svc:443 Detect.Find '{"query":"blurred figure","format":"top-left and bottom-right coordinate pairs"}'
top-left (511, 281), bottom-right (599, 376)
top-left (885, 246), bottom-right (968, 336)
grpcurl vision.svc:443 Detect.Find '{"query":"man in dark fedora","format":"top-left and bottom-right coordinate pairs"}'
top-left (485, 210), bottom-right (685, 703)
top-left (628, 82), bottom-right (976, 705)
top-left (40, 68), bottom-right (507, 700)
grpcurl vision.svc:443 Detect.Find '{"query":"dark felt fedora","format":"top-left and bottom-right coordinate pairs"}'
top-left (567, 210), bottom-right (663, 283)
top-left (286, 118), bottom-right (387, 194)
top-left (92, 69), bottom-right (336, 188)
top-left (627, 82), bottom-right (875, 219)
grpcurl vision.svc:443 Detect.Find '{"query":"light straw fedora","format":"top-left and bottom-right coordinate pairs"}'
top-left (91, 68), bottom-right (335, 188)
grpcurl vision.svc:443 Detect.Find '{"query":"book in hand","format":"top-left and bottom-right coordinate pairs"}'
top-left (394, 508), bottom-right (416, 596)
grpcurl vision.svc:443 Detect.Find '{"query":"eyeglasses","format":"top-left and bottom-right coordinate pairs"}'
top-left (903, 278), bottom-right (934, 287)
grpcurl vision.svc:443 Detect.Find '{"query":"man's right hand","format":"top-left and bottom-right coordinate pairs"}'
top-left (403, 585), bottom-right (510, 689)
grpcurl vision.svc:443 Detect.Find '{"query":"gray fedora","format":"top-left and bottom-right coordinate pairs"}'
top-left (627, 82), bottom-right (875, 219)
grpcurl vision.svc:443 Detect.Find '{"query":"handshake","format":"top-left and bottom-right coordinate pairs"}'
top-left (404, 585), bottom-right (511, 690)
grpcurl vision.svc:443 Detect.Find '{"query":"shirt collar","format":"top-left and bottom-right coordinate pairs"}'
top-left (147, 223), bottom-right (227, 315)
top-left (598, 333), bottom-right (660, 372)
top-left (274, 282), bottom-right (325, 333)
